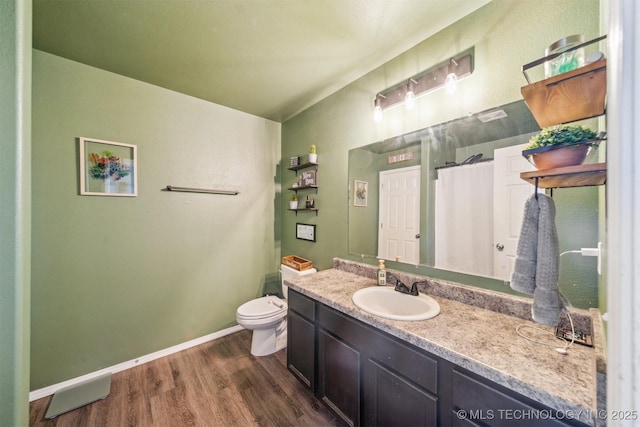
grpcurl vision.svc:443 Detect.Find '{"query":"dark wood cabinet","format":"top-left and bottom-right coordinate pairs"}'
top-left (318, 329), bottom-right (361, 426)
top-left (287, 289), bottom-right (590, 427)
top-left (363, 358), bottom-right (438, 427)
top-left (290, 290), bottom-right (441, 427)
top-left (287, 291), bottom-right (315, 390)
top-left (448, 366), bottom-right (590, 427)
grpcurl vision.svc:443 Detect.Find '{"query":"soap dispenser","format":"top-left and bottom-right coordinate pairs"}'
top-left (377, 259), bottom-right (386, 286)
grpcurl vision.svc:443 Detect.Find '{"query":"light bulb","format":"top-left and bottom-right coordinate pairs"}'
top-left (405, 79), bottom-right (416, 111)
top-left (445, 73), bottom-right (458, 95)
top-left (405, 90), bottom-right (415, 111)
top-left (373, 105), bottom-right (383, 122)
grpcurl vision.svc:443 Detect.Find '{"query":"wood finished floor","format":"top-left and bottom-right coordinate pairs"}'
top-left (29, 329), bottom-right (342, 427)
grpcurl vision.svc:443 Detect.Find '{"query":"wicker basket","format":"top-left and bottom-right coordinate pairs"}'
top-left (282, 255), bottom-right (313, 271)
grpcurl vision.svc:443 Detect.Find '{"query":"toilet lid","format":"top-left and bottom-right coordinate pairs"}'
top-left (237, 296), bottom-right (287, 318)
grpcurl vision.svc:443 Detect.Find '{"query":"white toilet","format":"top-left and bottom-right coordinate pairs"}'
top-left (236, 264), bottom-right (317, 356)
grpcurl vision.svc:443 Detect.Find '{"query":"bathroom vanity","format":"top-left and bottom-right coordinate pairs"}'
top-left (285, 259), bottom-right (605, 427)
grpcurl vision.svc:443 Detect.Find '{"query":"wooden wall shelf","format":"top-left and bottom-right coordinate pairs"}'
top-left (288, 207), bottom-right (319, 216)
top-left (288, 185), bottom-right (318, 192)
top-left (521, 59), bottom-right (606, 128)
top-left (288, 162), bottom-right (318, 173)
top-left (520, 162), bottom-right (607, 188)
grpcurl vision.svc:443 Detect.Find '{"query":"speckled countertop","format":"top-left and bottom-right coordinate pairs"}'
top-left (284, 259), bottom-right (605, 426)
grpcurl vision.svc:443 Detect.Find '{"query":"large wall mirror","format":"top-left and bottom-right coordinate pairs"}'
top-left (348, 100), bottom-right (545, 282)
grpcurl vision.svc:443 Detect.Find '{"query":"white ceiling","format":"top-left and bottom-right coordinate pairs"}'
top-left (33, 0), bottom-right (491, 122)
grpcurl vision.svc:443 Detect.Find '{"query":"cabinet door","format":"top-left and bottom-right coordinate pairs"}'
top-left (363, 358), bottom-right (438, 427)
top-left (287, 310), bottom-right (315, 390)
top-left (318, 329), bottom-right (361, 426)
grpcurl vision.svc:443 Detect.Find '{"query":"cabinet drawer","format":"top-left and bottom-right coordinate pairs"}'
top-left (317, 303), bottom-right (370, 348)
top-left (451, 368), bottom-right (586, 427)
top-left (317, 303), bottom-right (438, 394)
top-left (367, 335), bottom-right (438, 395)
top-left (288, 289), bottom-right (315, 321)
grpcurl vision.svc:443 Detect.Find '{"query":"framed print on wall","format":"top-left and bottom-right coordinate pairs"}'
top-left (354, 180), bottom-right (368, 207)
top-left (79, 137), bottom-right (137, 197)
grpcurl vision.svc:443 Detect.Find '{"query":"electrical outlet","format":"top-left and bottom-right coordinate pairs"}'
top-left (555, 327), bottom-right (593, 347)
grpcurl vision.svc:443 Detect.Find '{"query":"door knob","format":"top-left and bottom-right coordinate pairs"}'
top-left (496, 243), bottom-right (504, 251)
top-left (415, 234), bottom-right (421, 239)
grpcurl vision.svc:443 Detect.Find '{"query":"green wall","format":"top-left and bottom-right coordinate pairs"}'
top-left (31, 50), bottom-right (281, 389)
top-left (1, 0), bottom-right (31, 424)
top-left (282, 0), bottom-right (602, 306)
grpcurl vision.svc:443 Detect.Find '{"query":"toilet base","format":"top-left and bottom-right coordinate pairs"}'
top-left (249, 319), bottom-right (287, 357)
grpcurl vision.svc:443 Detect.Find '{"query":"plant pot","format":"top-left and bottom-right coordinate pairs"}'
top-left (289, 201), bottom-right (298, 210)
top-left (308, 153), bottom-right (318, 163)
top-left (523, 141), bottom-right (598, 170)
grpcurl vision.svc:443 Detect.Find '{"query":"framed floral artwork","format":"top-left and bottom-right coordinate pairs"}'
top-left (79, 137), bottom-right (137, 196)
top-left (354, 180), bottom-right (368, 207)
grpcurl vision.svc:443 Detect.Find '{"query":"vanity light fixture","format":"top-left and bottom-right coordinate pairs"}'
top-left (372, 50), bottom-right (474, 121)
top-left (373, 94), bottom-right (385, 122)
top-left (405, 79), bottom-right (417, 111)
top-left (445, 58), bottom-right (459, 95)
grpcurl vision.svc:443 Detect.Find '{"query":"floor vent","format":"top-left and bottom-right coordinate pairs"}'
top-left (45, 372), bottom-right (111, 419)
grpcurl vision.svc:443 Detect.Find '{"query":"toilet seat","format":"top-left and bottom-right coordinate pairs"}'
top-left (237, 296), bottom-right (287, 320)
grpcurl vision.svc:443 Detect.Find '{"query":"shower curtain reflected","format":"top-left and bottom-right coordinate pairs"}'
top-left (435, 161), bottom-right (494, 277)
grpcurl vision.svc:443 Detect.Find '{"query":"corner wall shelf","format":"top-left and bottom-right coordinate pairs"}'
top-left (521, 35), bottom-right (607, 127)
top-left (520, 35), bottom-right (607, 190)
top-left (520, 162), bottom-right (607, 188)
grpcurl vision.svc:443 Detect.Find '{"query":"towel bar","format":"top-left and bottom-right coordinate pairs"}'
top-left (164, 185), bottom-right (238, 195)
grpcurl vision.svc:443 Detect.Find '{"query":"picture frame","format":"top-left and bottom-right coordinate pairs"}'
top-left (296, 223), bottom-right (316, 242)
top-left (299, 170), bottom-right (317, 187)
top-left (354, 180), bottom-right (368, 207)
top-left (79, 137), bottom-right (137, 197)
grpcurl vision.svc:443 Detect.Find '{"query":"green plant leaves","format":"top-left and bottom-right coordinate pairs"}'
top-left (525, 125), bottom-right (598, 150)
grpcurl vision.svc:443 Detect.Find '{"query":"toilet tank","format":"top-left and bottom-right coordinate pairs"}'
top-left (280, 264), bottom-right (317, 299)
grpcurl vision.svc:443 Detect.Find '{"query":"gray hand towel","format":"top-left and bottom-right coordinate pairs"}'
top-left (510, 194), bottom-right (539, 294)
top-left (510, 193), bottom-right (562, 326)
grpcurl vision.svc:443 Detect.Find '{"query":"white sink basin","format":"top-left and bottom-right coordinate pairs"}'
top-left (352, 287), bottom-right (440, 321)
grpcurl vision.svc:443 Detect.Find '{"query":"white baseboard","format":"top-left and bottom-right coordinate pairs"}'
top-left (29, 324), bottom-right (245, 402)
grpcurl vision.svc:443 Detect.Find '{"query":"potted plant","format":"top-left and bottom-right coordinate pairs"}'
top-left (308, 145), bottom-right (318, 163)
top-left (289, 194), bottom-right (298, 210)
top-left (523, 124), bottom-right (603, 170)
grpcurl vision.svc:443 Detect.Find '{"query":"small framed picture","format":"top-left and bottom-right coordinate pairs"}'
top-left (299, 170), bottom-right (317, 187)
top-left (354, 180), bottom-right (368, 207)
top-left (79, 137), bottom-right (137, 197)
top-left (296, 223), bottom-right (316, 242)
